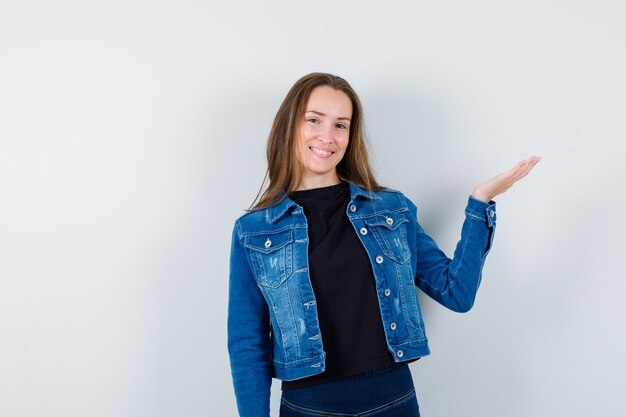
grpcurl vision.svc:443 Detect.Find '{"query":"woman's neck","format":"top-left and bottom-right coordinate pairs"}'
top-left (295, 173), bottom-right (341, 191)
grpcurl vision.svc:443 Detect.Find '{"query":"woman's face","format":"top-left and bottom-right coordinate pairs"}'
top-left (295, 85), bottom-right (352, 190)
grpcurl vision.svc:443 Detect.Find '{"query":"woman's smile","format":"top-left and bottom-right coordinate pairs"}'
top-left (309, 146), bottom-right (334, 158)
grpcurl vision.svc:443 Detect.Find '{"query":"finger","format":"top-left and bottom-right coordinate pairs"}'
top-left (511, 157), bottom-right (540, 182)
top-left (521, 156), bottom-right (541, 174)
top-left (514, 156), bottom-right (539, 172)
top-left (504, 160), bottom-right (527, 178)
top-left (526, 155), bottom-right (541, 168)
top-left (513, 163), bottom-right (534, 181)
top-left (513, 156), bottom-right (537, 172)
top-left (500, 156), bottom-right (541, 183)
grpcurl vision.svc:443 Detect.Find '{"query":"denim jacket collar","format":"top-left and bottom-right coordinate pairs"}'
top-left (267, 182), bottom-right (382, 224)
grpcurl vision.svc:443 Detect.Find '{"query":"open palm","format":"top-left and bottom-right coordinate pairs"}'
top-left (472, 155), bottom-right (541, 203)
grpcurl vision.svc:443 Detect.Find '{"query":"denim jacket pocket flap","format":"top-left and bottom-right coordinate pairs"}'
top-left (364, 212), bottom-right (409, 230)
top-left (244, 229), bottom-right (293, 254)
top-left (244, 229), bottom-right (294, 288)
top-left (364, 213), bottom-right (411, 263)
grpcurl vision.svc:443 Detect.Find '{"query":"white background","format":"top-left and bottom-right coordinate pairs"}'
top-left (1, 1), bottom-right (625, 416)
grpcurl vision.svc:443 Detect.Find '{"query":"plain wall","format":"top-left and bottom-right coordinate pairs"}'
top-left (1, 1), bottom-right (625, 416)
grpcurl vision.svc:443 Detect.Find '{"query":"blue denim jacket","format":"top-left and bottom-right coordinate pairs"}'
top-left (227, 183), bottom-right (496, 417)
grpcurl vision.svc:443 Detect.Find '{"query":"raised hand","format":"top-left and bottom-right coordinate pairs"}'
top-left (471, 155), bottom-right (541, 203)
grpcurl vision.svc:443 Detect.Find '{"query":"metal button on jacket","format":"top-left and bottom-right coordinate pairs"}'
top-left (397, 350), bottom-right (404, 358)
top-left (375, 255), bottom-right (384, 264)
top-left (350, 204), bottom-right (357, 212)
top-left (386, 217), bottom-right (394, 225)
top-left (384, 288), bottom-right (391, 297)
top-left (390, 322), bottom-right (397, 330)
top-left (264, 239), bottom-right (272, 248)
top-left (359, 227), bottom-right (367, 235)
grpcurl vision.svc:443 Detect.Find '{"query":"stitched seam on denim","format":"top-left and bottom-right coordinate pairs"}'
top-left (235, 220), bottom-right (259, 277)
top-left (481, 227), bottom-right (495, 261)
top-left (360, 387), bottom-right (416, 416)
top-left (364, 214), bottom-right (409, 229)
top-left (298, 283), bottom-right (317, 350)
top-left (368, 224), bottom-right (409, 264)
top-left (280, 387), bottom-right (416, 417)
top-left (396, 262), bottom-right (411, 340)
top-left (414, 275), bottom-right (437, 295)
top-left (266, 290), bottom-right (289, 362)
top-left (395, 262), bottom-right (415, 341)
top-left (405, 264), bottom-right (425, 340)
top-left (397, 223), bottom-right (410, 263)
top-left (285, 280), bottom-right (301, 358)
top-left (272, 352), bottom-right (324, 365)
top-left (475, 228), bottom-right (495, 292)
top-left (252, 251), bottom-right (267, 283)
top-left (235, 219), bottom-right (242, 239)
top-left (350, 186), bottom-right (393, 202)
top-left (281, 398), bottom-right (350, 416)
top-left (269, 201), bottom-right (298, 223)
top-left (252, 247), bottom-right (289, 287)
top-left (465, 211), bottom-right (487, 223)
top-left (242, 226), bottom-right (294, 237)
top-left (351, 207), bottom-right (409, 221)
top-left (286, 243), bottom-right (293, 277)
top-left (450, 216), bottom-right (473, 288)
top-left (369, 227), bottom-right (391, 260)
top-left (398, 192), bottom-right (408, 210)
top-left (390, 337), bottom-right (427, 346)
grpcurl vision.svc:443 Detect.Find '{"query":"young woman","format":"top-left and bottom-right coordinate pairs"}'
top-left (227, 72), bottom-right (540, 417)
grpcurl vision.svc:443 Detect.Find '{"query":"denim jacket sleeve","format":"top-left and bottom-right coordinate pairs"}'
top-left (404, 195), bottom-right (497, 313)
top-left (227, 219), bottom-right (272, 417)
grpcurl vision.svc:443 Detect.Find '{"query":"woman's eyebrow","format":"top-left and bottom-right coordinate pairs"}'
top-left (305, 110), bottom-right (351, 121)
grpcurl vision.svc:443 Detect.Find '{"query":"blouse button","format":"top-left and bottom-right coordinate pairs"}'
top-left (375, 256), bottom-right (384, 264)
top-left (359, 227), bottom-right (368, 235)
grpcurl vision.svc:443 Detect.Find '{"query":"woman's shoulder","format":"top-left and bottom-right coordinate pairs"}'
top-left (231, 195), bottom-right (294, 236)
top-left (232, 206), bottom-right (269, 230)
top-left (367, 184), bottom-right (412, 202)
top-left (377, 186), bottom-right (405, 197)
top-left (347, 183), bottom-right (417, 215)
top-left (348, 182), bottom-right (404, 198)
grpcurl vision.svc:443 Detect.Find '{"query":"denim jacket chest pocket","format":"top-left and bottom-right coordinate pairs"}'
top-left (244, 228), bottom-right (294, 288)
top-left (364, 211), bottom-right (411, 264)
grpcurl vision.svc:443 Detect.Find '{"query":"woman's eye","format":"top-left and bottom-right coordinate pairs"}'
top-left (308, 118), bottom-right (319, 124)
top-left (337, 123), bottom-right (347, 129)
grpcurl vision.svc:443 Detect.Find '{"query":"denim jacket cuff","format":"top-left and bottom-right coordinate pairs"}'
top-left (465, 195), bottom-right (497, 228)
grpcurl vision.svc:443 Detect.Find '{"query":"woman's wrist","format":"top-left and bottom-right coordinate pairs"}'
top-left (471, 190), bottom-right (491, 203)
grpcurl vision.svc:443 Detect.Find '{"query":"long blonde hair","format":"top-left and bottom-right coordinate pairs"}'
top-left (249, 72), bottom-right (384, 210)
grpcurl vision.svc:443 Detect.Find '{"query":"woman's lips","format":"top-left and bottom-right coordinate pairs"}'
top-left (309, 146), bottom-right (334, 158)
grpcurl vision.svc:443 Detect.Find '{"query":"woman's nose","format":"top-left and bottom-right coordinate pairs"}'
top-left (318, 124), bottom-right (334, 143)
